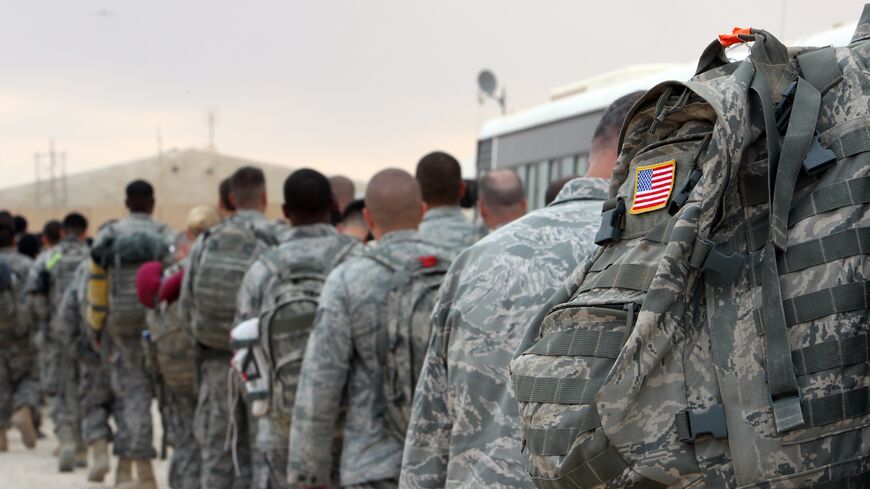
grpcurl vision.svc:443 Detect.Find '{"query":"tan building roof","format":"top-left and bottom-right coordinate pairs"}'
top-left (0, 148), bottom-right (362, 232)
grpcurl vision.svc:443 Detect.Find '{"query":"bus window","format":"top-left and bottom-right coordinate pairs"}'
top-left (537, 161), bottom-right (550, 209)
top-left (526, 163), bottom-right (538, 208)
top-left (576, 154), bottom-right (589, 176)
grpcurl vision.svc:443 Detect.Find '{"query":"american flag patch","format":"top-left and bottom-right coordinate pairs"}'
top-left (630, 160), bottom-right (676, 214)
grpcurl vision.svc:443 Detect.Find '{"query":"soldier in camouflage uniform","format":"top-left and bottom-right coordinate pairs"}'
top-left (142, 205), bottom-right (219, 489)
top-left (398, 93), bottom-right (642, 489)
top-left (415, 152), bottom-right (475, 251)
top-left (0, 217), bottom-right (40, 452)
top-left (55, 259), bottom-right (118, 482)
top-left (182, 168), bottom-right (279, 489)
top-left (236, 169), bottom-right (360, 489)
top-left (26, 213), bottom-right (91, 470)
top-left (91, 180), bottom-right (174, 488)
top-left (288, 168), bottom-right (445, 489)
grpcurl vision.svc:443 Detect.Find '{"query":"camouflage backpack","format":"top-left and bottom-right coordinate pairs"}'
top-left (365, 249), bottom-right (452, 442)
top-left (257, 236), bottom-right (358, 415)
top-left (0, 259), bottom-right (22, 340)
top-left (190, 217), bottom-right (276, 350)
top-left (94, 228), bottom-right (170, 333)
top-left (510, 12), bottom-right (870, 489)
top-left (45, 241), bottom-right (90, 309)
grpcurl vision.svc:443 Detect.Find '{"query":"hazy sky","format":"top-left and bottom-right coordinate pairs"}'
top-left (0, 0), bottom-right (864, 189)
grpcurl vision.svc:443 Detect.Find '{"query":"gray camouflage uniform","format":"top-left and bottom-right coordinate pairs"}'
top-left (92, 212), bottom-right (174, 460)
top-left (28, 237), bottom-right (90, 447)
top-left (146, 262), bottom-right (201, 489)
top-left (288, 229), bottom-right (448, 488)
top-left (0, 247), bottom-right (40, 429)
top-left (54, 261), bottom-right (117, 446)
top-left (418, 207), bottom-right (475, 252)
top-left (236, 223), bottom-right (360, 489)
top-left (181, 209), bottom-right (279, 489)
top-left (398, 178), bottom-right (609, 489)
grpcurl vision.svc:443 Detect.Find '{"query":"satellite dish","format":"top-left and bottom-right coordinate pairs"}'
top-left (478, 70), bottom-right (498, 96)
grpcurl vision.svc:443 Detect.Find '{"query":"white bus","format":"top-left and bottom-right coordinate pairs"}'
top-left (476, 23), bottom-right (856, 210)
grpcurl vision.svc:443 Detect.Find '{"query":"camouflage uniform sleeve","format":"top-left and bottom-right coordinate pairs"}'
top-left (288, 268), bottom-right (354, 485)
top-left (234, 260), bottom-right (269, 323)
top-left (21, 256), bottom-right (49, 334)
top-left (398, 288), bottom-right (454, 489)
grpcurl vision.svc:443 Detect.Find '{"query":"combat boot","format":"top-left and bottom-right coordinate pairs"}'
top-left (10, 407), bottom-right (37, 449)
top-left (0, 428), bottom-right (7, 452)
top-left (75, 447), bottom-right (88, 468)
top-left (117, 459), bottom-right (158, 489)
top-left (87, 439), bottom-right (110, 482)
top-left (57, 425), bottom-right (76, 472)
top-left (115, 457), bottom-right (133, 487)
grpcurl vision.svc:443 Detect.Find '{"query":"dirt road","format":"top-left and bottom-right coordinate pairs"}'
top-left (0, 405), bottom-right (171, 489)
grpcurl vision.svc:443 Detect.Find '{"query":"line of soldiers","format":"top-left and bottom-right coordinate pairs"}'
top-left (0, 91), bottom-right (638, 489)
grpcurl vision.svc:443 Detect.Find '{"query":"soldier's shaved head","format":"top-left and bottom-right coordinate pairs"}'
top-left (329, 175), bottom-right (356, 214)
top-left (479, 169), bottom-right (526, 230)
top-left (364, 168), bottom-right (426, 238)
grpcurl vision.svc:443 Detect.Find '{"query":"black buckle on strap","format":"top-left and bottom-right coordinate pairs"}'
top-left (675, 405), bottom-right (728, 442)
top-left (668, 169), bottom-right (703, 216)
top-left (802, 133), bottom-right (837, 175)
top-left (691, 238), bottom-right (745, 284)
top-left (594, 198), bottom-right (625, 246)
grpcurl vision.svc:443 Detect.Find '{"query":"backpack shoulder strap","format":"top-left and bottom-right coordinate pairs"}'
top-left (324, 236), bottom-right (359, 271)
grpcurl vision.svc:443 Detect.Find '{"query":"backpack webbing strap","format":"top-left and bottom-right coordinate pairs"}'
top-left (791, 176), bottom-right (870, 226)
top-left (523, 329), bottom-right (624, 359)
top-left (578, 264), bottom-right (657, 293)
top-left (792, 334), bottom-right (869, 377)
top-left (801, 385), bottom-right (870, 428)
top-left (513, 376), bottom-right (604, 405)
top-left (761, 243), bottom-right (805, 433)
top-left (782, 280), bottom-right (870, 327)
top-left (750, 226), bottom-right (870, 284)
top-left (797, 47), bottom-right (841, 92)
top-left (530, 446), bottom-right (666, 489)
top-left (523, 406), bottom-right (602, 456)
top-left (272, 311), bottom-right (317, 336)
top-left (826, 125), bottom-right (870, 159)
top-left (770, 77), bottom-right (822, 250)
top-left (688, 238), bottom-right (745, 284)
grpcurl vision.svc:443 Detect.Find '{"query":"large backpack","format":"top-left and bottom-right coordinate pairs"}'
top-left (258, 236), bottom-right (358, 415)
top-left (46, 241), bottom-right (90, 309)
top-left (148, 299), bottom-right (195, 392)
top-left (365, 249), bottom-right (451, 442)
top-left (93, 228), bottom-right (170, 333)
top-left (510, 12), bottom-right (870, 489)
top-left (191, 218), bottom-right (276, 351)
top-left (0, 259), bottom-right (23, 341)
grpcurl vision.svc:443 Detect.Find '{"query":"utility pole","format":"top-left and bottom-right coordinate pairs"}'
top-left (33, 139), bottom-right (68, 208)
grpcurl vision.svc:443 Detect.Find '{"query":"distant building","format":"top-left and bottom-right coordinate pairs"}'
top-left (0, 148), bottom-right (363, 232)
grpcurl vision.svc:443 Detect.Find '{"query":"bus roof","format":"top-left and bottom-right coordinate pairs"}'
top-left (478, 23), bottom-right (856, 141)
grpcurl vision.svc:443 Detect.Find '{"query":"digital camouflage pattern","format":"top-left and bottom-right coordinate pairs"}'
top-left (0, 247), bottom-right (39, 428)
top-left (91, 213), bottom-right (172, 461)
top-left (163, 384), bottom-right (200, 489)
top-left (182, 209), bottom-right (278, 489)
top-left (288, 230), bottom-right (450, 487)
top-left (511, 16), bottom-right (870, 489)
top-left (418, 207), bottom-right (475, 252)
top-left (399, 177), bottom-right (608, 489)
top-left (55, 261), bottom-right (117, 445)
top-left (236, 223), bottom-right (359, 489)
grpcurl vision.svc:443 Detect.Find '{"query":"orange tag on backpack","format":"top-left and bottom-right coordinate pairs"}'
top-left (719, 27), bottom-right (752, 47)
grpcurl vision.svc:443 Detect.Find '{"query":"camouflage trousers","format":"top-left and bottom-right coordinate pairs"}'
top-left (163, 384), bottom-right (201, 489)
top-left (0, 337), bottom-right (40, 427)
top-left (78, 351), bottom-right (116, 444)
top-left (52, 351), bottom-right (83, 449)
top-left (108, 333), bottom-right (156, 459)
top-left (194, 353), bottom-right (261, 489)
